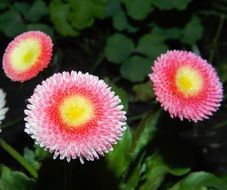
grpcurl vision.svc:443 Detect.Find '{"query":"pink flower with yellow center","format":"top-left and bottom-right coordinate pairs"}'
top-left (3, 31), bottom-right (53, 82)
top-left (150, 50), bottom-right (223, 122)
top-left (24, 71), bottom-right (127, 163)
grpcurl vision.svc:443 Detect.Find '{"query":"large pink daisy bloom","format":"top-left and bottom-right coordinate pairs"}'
top-left (150, 50), bottom-right (223, 122)
top-left (3, 31), bottom-right (53, 82)
top-left (24, 71), bottom-right (127, 163)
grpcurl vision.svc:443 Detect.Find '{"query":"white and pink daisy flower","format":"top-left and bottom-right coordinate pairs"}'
top-left (0, 89), bottom-right (8, 131)
top-left (3, 31), bottom-right (53, 82)
top-left (150, 50), bottom-right (223, 122)
top-left (24, 71), bottom-right (127, 163)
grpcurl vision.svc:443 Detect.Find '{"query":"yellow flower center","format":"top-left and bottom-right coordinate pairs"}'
top-left (10, 39), bottom-right (41, 72)
top-left (59, 95), bottom-right (94, 128)
top-left (175, 66), bottom-right (203, 96)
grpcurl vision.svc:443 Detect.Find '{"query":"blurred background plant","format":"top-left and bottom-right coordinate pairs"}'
top-left (1, 0), bottom-right (227, 189)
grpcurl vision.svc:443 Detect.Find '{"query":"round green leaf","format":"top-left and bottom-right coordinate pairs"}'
top-left (182, 16), bottom-right (203, 45)
top-left (49, 0), bottom-right (79, 36)
top-left (122, 0), bottom-right (153, 20)
top-left (25, 0), bottom-right (48, 22)
top-left (0, 9), bottom-right (26, 37)
top-left (137, 33), bottom-right (168, 60)
top-left (120, 56), bottom-right (151, 82)
top-left (105, 33), bottom-right (135, 64)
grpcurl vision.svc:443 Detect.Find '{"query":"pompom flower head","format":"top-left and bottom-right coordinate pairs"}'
top-left (150, 50), bottom-right (223, 122)
top-left (24, 71), bottom-right (127, 163)
top-left (0, 89), bottom-right (8, 131)
top-left (3, 31), bottom-right (53, 82)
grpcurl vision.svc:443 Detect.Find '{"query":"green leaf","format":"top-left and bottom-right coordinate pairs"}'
top-left (0, 0), bottom-right (8, 10)
top-left (169, 172), bottom-right (227, 190)
top-left (105, 33), bottom-right (135, 64)
top-left (140, 152), bottom-right (190, 190)
top-left (182, 16), bottom-right (203, 45)
top-left (132, 81), bottom-right (154, 102)
top-left (35, 146), bottom-right (51, 161)
top-left (151, 0), bottom-right (191, 10)
top-left (23, 147), bottom-right (41, 170)
top-left (129, 111), bottom-right (160, 160)
top-left (106, 127), bottom-right (132, 178)
top-left (0, 9), bottom-right (26, 37)
top-left (13, 3), bottom-right (30, 16)
top-left (49, 0), bottom-right (79, 36)
top-left (152, 27), bottom-right (183, 40)
top-left (122, 0), bottom-right (153, 20)
top-left (111, 84), bottom-right (129, 112)
top-left (68, 0), bottom-right (107, 29)
top-left (113, 9), bottom-right (129, 31)
top-left (106, 0), bottom-right (121, 17)
top-left (26, 23), bottom-right (54, 37)
top-left (0, 165), bottom-right (34, 190)
top-left (137, 33), bottom-right (168, 60)
top-left (120, 56), bottom-right (151, 82)
top-left (25, 0), bottom-right (48, 22)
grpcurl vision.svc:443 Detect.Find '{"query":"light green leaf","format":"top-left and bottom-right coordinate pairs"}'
top-left (140, 152), bottom-right (190, 190)
top-left (25, 0), bottom-right (48, 22)
top-left (182, 16), bottom-right (203, 45)
top-left (112, 84), bottom-right (128, 112)
top-left (106, 127), bottom-right (132, 178)
top-left (105, 33), bottom-right (135, 64)
top-left (169, 172), bottom-right (227, 190)
top-left (129, 111), bottom-right (160, 160)
top-left (0, 9), bottom-right (26, 37)
top-left (23, 147), bottom-right (41, 170)
top-left (0, 165), bottom-right (34, 190)
top-left (26, 23), bottom-right (54, 37)
top-left (68, 0), bottom-right (107, 29)
top-left (120, 56), bottom-right (151, 82)
top-left (35, 146), bottom-right (51, 161)
top-left (132, 81), bottom-right (154, 102)
top-left (151, 0), bottom-right (191, 10)
top-left (137, 33), bottom-right (168, 60)
top-left (122, 0), bottom-right (153, 20)
top-left (49, 0), bottom-right (79, 36)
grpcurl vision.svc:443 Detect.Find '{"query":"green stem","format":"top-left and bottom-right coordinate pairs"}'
top-left (209, 14), bottom-right (225, 63)
top-left (0, 139), bottom-right (38, 179)
top-left (0, 117), bottom-right (23, 129)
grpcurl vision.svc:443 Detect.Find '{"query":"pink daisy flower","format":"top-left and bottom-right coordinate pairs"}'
top-left (24, 71), bottom-right (127, 163)
top-left (3, 31), bottom-right (53, 82)
top-left (150, 50), bottom-right (223, 122)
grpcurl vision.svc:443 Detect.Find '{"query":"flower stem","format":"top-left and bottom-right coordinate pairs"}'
top-left (209, 14), bottom-right (225, 63)
top-left (0, 139), bottom-right (38, 179)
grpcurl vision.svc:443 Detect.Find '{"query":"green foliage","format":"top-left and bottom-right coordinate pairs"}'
top-left (106, 127), bottom-right (132, 178)
top-left (122, 0), bottom-right (153, 20)
top-left (0, 8), bottom-right (25, 37)
top-left (23, 148), bottom-right (41, 170)
top-left (151, 0), bottom-right (191, 10)
top-left (105, 33), bottom-right (135, 64)
top-left (120, 56), bottom-right (151, 82)
top-left (50, 0), bottom-right (108, 36)
top-left (132, 82), bottom-right (154, 102)
top-left (140, 152), bottom-right (190, 190)
top-left (0, 165), bottom-right (34, 190)
top-left (49, 0), bottom-right (78, 36)
top-left (137, 32), bottom-right (168, 60)
top-left (182, 16), bottom-right (204, 45)
top-left (169, 172), bottom-right (227, 190)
